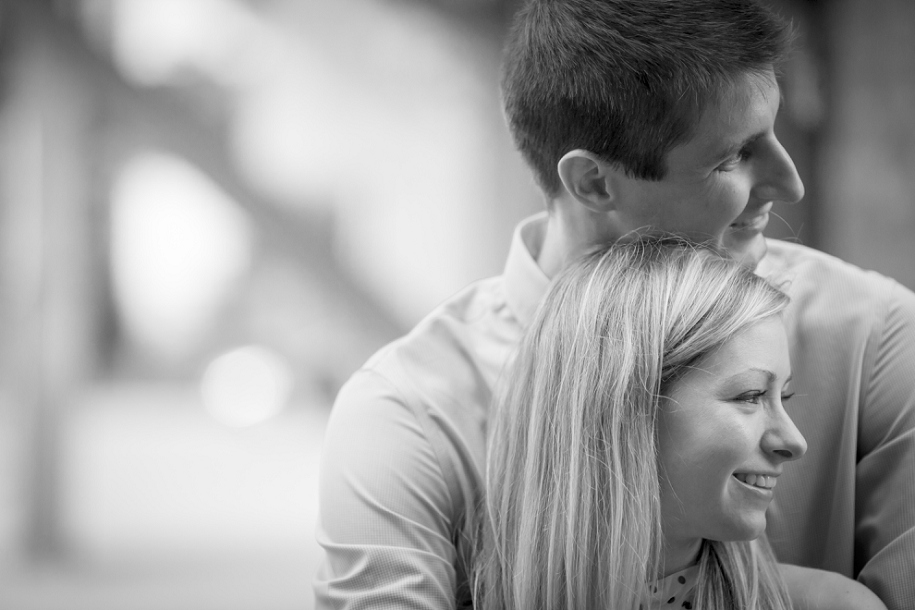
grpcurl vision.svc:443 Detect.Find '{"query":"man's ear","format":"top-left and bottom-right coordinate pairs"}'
top-left (556, 150), bottom-right (622, 213)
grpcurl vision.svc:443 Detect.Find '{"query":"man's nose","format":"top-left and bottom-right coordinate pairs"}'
top-left (753, 138), bottom-right (805, 205)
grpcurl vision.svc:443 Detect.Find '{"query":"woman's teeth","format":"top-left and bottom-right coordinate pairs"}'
top-left (734, 473), bottom-right (776, 489)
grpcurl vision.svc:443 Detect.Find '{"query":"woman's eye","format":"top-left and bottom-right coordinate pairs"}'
top-left (736, 391), bottom-right (766, 404)
top-left (781, 391), bottom-right (796, 402)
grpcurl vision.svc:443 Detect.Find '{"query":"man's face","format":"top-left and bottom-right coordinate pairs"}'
top-left (612, 71), bottom-right (804, 266)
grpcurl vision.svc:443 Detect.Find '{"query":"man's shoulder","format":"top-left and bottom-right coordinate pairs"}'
top-left (765, 239), bottom-right (903, 299)
top-left (341, 273), bottom-right (521, 417)
top-left (765, 239), bottom-right (915, 335)
top-left (327, 274), bottom-right (519, 492)
top-left (766, 238), bottom-right (869, 276)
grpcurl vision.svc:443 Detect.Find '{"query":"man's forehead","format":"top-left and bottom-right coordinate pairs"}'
top-left (715, 70), bottom-right (780, 110)
top-left (676, 72), bottom-right (781, 164)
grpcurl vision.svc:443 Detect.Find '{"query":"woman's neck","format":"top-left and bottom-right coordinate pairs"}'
top-left (661, 537), bottom-right (703, 577)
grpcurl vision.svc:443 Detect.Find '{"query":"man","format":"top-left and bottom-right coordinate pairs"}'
top-left (315, 1), bottom-right (915, 608)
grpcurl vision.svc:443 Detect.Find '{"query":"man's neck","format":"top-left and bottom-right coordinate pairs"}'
top-left (535, 217), bottom-right (574, 279)
top-left (535, 208), bottom-right (623, 279)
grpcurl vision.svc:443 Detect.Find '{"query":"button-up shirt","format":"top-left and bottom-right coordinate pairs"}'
top-left (315, 214), bottom-right (915, 610)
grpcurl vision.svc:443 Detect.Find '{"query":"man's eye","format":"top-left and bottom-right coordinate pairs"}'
top-left (717, 148), bottom-right (751, 172)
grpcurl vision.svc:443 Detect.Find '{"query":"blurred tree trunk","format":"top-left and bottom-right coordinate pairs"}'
top-left (0, 1), bottom-right (102, 563)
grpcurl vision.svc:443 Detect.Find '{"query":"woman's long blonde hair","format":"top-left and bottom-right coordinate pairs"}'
top-left (471, 238), bottom-right (793, 610)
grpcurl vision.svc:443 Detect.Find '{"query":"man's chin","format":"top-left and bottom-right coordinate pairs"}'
top-left (722, 233), bottom-right (767, 268)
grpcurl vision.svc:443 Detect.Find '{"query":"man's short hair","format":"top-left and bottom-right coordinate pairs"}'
top-left (501, 0), bottom-right (793, 195)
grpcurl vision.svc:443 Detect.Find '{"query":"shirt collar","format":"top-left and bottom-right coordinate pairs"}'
top-left (503, 215), bottom-right (782, 327)
top-left (503, 213), bottom-right (551, 328)
top-left (650, 564), bottom-right (698, 608)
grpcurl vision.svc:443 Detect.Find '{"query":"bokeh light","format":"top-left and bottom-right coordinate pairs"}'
top-left (200, 345), bottom-right (294, 427)
top-left (110, 152), bottom-right (252, 362)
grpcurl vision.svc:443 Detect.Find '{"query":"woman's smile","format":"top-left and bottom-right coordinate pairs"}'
top-left (658, 318), bottom-right (806, 551)
top-left (732, 472), bottom-right (778, 490)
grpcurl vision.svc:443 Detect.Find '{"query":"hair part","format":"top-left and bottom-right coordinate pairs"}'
top-left (500, 0), bottom-right (794, 196)
top-left (471, 237), bottom-right (791, 610)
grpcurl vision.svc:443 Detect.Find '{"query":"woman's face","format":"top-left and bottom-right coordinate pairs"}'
top-left (657, 318), bottom-right (806, 557)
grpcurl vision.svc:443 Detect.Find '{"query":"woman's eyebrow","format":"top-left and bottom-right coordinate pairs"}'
top-left (729, 368), bottom-right (791, 385)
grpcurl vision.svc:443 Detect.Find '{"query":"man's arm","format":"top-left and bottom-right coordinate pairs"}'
top-left (314, 370), bottom-right (460, 610)
top-left (855, 280), bottom-right (915, 609)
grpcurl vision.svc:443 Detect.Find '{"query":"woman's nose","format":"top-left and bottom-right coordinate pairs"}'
top-left (763, 407), bottom-right (808, 462)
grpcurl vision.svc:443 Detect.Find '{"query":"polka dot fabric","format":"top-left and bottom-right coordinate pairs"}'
top-left (646, 564), bottom-right (698, 609)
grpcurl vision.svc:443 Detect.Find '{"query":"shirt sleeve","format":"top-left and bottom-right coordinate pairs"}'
top-left (855, 280), bottom-right (915, 610)
top-left (314, 369), bottom-right (460, 610)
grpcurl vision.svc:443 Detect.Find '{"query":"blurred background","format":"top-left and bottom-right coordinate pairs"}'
top-left (0, 0), bottom-right (912, 608)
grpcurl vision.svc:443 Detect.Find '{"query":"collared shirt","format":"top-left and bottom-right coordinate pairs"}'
top-left (315, 214), bottom-right (915, 610)
top-left (650, 565), bottom-right (698, 609)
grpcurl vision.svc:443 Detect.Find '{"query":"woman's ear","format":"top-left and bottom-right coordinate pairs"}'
top-left (556, 150), bottom-right (622, 214)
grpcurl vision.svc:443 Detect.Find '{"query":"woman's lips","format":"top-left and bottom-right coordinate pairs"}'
top-left (733, 472), bottom-right (778, 489)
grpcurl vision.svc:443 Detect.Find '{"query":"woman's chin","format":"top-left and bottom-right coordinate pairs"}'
top-left (725, 516), bottom-right (768, 542)
top-left (709, 510), bottom-right (769, 543)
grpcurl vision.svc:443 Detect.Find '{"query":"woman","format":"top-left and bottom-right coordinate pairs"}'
top-left (471, 238), bottom-right (885, 610)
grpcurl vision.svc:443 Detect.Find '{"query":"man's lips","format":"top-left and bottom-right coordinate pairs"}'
top-left (730, 206), bottom-right (773, 232)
